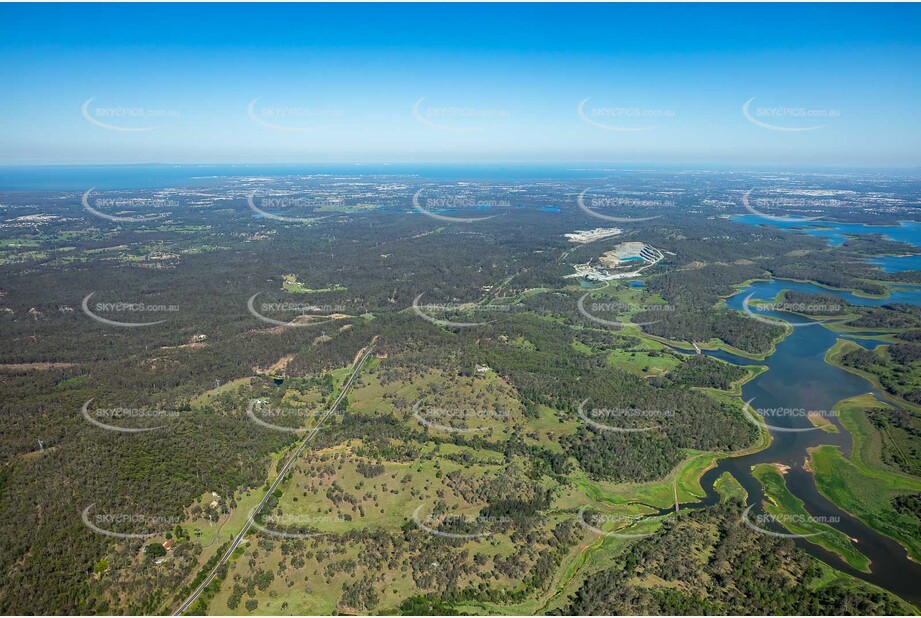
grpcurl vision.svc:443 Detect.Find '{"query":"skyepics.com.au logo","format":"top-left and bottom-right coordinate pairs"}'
top-left (577, 399), bottom-right (673, 433)
top-left (740, 292), bottom-right (832, 329)
top-left (578, 98), bottom-right (675, 132)
top-left (247, 97), bottom-right (344, 132)
top-left (412, 504), bottom-right (510, 539)
top-left (249, 510), bottom-right (345, 539)
top-left (246, 399), bottom-right (339, 433)
top-left (412, 401), bottom-right (511, 433)
top-left (740, 190), bottom-right (825, 223)
top-left (82, 188), bottom-right (174, 223)
top-left (576, 506), bottom-right (658, 539)
top-left (742, 504), bottom-right (837, 538)
top-left (82, 398), bottom-right (179, 433)
top-left (412, 293), bottom-right (510, 328)
top-left (577, 189), bottom-right (665, 223)
top-left (246, 190), bottom-right (338, 223)
top-left (577, 295), bottom-right (674, 329)
top-left (412, 97), bottom-right (510, 132)
top-left (81, 98), bottom-right (179, 132)
top-left (81, 504), bottom-right (181, 539)
top-left (742, 97), bottom-right (839, 132)
top-left (247, 293), bottom-right (346, 327)
top-left (742, 295), bottom-right (842, 328)
top-left (741, 399), bottom-right (837, 433)
top-left (82, 292), bottom-right (178, 328)
top-left (411, 187), bottom-right (508, 223)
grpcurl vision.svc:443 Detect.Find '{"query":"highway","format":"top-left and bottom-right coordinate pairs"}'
top-left (172, 344), bottom-right (375, 615)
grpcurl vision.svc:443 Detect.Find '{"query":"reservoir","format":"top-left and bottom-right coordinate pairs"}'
top-left (677, 278), bottom-right (921, 606)
top-left (870, 255), bottom-right (921, 273)
top-left (731, 216), bottom-right (921, 248)
top-left (732, 215), bottom-right (921, 274)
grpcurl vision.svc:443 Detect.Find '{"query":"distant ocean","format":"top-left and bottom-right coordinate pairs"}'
top-left (0, 164), bottom-right (669, 191)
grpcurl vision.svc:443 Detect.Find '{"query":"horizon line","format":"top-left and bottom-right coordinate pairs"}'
top-left (1, 161), bottom-right (919, 172)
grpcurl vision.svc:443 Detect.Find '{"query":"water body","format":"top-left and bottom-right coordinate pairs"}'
top-left (739, 278), bottom-right (921, 307)
top-left (732, 215), bottom-right (921, 275)
top-left (676, 279), bottom-right (921, 606)
top-left (731, 215), bottom-right (921, 248)
top-left (870, 255), bottom-right (921, 273)
top-left (0, 163), bottom-right (643, 191)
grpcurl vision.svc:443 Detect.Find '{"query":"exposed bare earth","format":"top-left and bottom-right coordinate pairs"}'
top-left (0, 363), bottom-right (76, 371)
top-left (255, 354), bottom-right (294, 376)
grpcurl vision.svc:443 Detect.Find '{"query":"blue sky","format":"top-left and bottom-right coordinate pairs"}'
top-left (1, 3), bottom-right (919, 166)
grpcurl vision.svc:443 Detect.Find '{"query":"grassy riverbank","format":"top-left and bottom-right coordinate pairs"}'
top-left (806, 395), bottom-right (921, 563)
top-left (752, 464), bottom-right (871, 573)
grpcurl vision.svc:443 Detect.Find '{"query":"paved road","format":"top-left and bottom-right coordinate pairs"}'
top-left (173, 344), bottom-right (375, 615)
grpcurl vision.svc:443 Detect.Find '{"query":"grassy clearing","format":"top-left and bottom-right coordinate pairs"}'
top-left (191, 377), bottom-right (254, 408)
top-left (187, 306), bottom-right (791, 615)
top-left (199, 361), bottom-right (585, 615)
top-left (829, 394), bottom-right (921, 487)
top-left (808, 411), bottom-right (839, 433)
top-left (838, 393), bottom-right (921, 477)
top-left (163, 449), bottom-right (287, 614)
top-left (346, 364), bottom-right (538, 444)
top-left (281, 274), bottom-right (347, 294)
top-left (643, 332), bottom-right (778, 362)
top-left (804, 395), bottom-right (921, 563)
top-left (275, 443), bottom-right (501, 532)
top-left (806, 561), bottom-right (919, 615)
top-left (693, 364), bottom-right (768, 400)
top-left (751, 464), bottom-right (870, 573)
top-left (714, 472), bottom-right (747, 503)
top-left (826, 339), bottom-right (862, 367)
top-left (606, 347), bottom-right (681, 377)
top-left (825, 340), bottom-right (921, 413)
top-left (205, 443), bottom-right (578, 615)
top-left (837, 393), bottom-right (890, 468)
top-left (567, 382), bottom-right (772, 514)
top-left (571, 449), bottom-right (720, 513)
top-left (809, 445), bottom-right (921, 562)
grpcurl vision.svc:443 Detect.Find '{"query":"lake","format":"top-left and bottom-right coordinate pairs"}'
top-left (870, 255), bottom-right (921, 273)
top-left (731, 215), bottom-right (921, 249)
top-left (677, 279), bottom-right (921, 605)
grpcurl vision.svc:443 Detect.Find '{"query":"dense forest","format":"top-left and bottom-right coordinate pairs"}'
top-left (841, 343), bottom-right (921, 404)
top-left (1, 172), bottom-right (919, 614)
top-left (559, 503), bottom-right (916, 616)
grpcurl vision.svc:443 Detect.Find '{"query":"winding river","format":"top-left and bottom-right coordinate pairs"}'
top-left (676, 279), bottom-right (921, 606)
